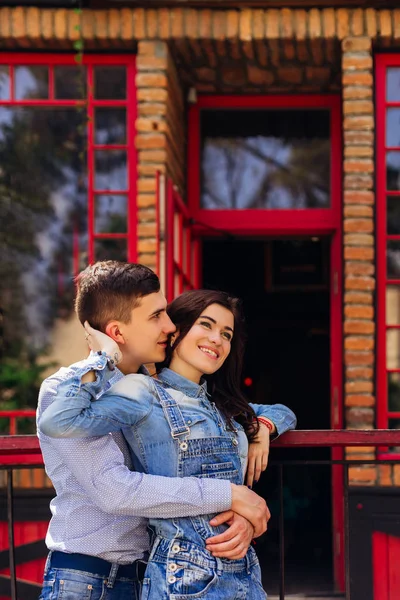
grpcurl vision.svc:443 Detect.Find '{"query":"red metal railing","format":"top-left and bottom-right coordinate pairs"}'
top-left (0, 412), bottom-right (36, 437)
top-left (1, 430), bottom-right (400, 600)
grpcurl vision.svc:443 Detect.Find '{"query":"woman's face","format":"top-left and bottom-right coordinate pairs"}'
top-left (169, 303), bottom-right (234, 383)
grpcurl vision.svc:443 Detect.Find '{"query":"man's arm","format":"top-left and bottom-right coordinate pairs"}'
top-left (38, 370), bottom-right (266, 532)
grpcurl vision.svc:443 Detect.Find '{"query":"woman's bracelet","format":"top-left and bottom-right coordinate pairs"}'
top-left (257, 417), bottom-right (275, 434)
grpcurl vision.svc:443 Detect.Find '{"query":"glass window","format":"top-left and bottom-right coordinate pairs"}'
top-left (200, 109), bottom-right (330, 210)
top-left (54, 66), bottom-right (87, 99)
top-left (388, 372), bottom-right (400, 412)
top-left (95, 238), bottom-right (127, 262)
top-left (94, 108), bottom-right (126, 145)
top-left (0, 66), bottom-right (10, 100)
top-left (387, 197), bottom-right (400, 234)
top-left (387, 241), bottom-right (400, 279)
top-left (0, 57), bottom-right (134, 411)
top-left (387, 109), bottom-right (400, 148)
top-left (0, 103), bottom-right (87, 393)
top-left (386, 286), bottom-right (400, 325)
top-left (94, 66), bottom-right (126, 100)
top-left (387, 68), bottom-right (400, 102)
top-left (94, 194), bottom-right (127, 233)
top-left (15, 66), bottom-right (48, 100)
top-left (94, 150), bottom-right (127, 191)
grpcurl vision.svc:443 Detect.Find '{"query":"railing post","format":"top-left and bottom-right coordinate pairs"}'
top-left (344, 465), bottom-right (350, 600)
top-left (9, 417), bottom-right (16, 436)
top-left (7, 469), bottom-right (17, 600)
top-left (278, 464), bottom-right (285, 600)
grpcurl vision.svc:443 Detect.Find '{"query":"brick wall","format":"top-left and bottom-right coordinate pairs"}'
top-left (2, 5), bottom-right (400, 484)
top-left (136, 40), bottom-right (186, 271)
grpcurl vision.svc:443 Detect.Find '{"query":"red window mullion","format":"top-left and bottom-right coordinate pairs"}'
top-left (48, 66), bottom-right (55, 101)
top-left (0, 100), bottom-right (86, 107)
top-left (93, 145), bottom-right (129, 151)
top-left (9, 65), bottom-right (14, 102)
top-left (127, 60), bottom-right (137, 263)
top-left (376, 55), bottom-right (388, 432)
top-left (179, 212), bottom-right (184, 295)
top-left (87, 64), bottom-right (95, 265)
top-left (166, 180), bottom-right (175, 301)
top-left (93, 189), bottom-right (127, 195)
top-left (94, 233), bottom-right (128, 239)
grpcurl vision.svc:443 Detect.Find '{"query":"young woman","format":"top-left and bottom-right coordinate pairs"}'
top-left (40, 289), bottom-right (296, 599)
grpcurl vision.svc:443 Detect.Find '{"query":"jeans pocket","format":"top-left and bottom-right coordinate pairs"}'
top-left (57, 576), bottom-right (104, 600)
top-left (170, 566), bottom-right (218, 599)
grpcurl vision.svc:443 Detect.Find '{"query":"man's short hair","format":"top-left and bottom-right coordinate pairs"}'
top-left (75, 261), bottom-right (160, 332)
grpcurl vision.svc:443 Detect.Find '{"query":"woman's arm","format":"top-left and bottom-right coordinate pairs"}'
top-left (249, 402), bottom-right (297, 436)
top-left (245, 403), bottom-right (297, 487)
top-left (39, 360), bottom-right (153, 438)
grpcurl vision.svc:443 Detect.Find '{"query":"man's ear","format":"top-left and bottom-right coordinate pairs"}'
top-left (105, 321), bottom-right (125, 344)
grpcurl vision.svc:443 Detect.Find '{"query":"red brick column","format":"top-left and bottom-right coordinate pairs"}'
top-left (135, 40), bottom-right (186, 269)
top-left (342, 35), bottom-right (377, 484)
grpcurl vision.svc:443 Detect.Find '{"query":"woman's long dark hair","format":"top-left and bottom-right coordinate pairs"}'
top-left (160, 289), bottom-right (259, 442)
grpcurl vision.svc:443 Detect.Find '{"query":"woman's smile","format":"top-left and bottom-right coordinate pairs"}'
top-left (198, 345), bottom-right (220, 360)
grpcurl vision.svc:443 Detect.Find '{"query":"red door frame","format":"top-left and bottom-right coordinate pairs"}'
top-left (188, 94), bottom-right (344, 591)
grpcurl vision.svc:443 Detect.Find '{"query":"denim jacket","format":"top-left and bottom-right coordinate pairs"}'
top-left (40, 357), bottom-right (296, 543)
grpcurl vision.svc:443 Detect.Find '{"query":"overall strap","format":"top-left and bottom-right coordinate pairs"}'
top-left (152, 380), bottom-right (190, 439)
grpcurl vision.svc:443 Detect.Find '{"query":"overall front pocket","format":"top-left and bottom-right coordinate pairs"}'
top-left (200, 461), bottom-right (239, 480)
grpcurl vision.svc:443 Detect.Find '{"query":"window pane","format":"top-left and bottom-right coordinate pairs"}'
top-left (94, 238), bottom-right (127, 262)
top-left (387, 329), bottom-right (400, 369)
top-left (94, 66), bottom-right (126, 100)
top-left (94, 108), bottom-right (126, 145)
top-left (54, 66), bottom-right (86, 99)
top-left (201, 109), bottom-right (330, 210)
top-left (389, 372), bottom-right (400, 412)
top-left (0, 105), bottom-right (87, 368)
top-left (387, 109), bottom-right (400, 148)
top-left (0, 66), bottom-right (10, 100)
top-left (94, 150), bottom-right (127, 191)
top-left (387, 68), bottom-right (400, 102)
top-left (387, 152), bottom-right (400, 190)
top-left (387, 196), bottom-right (400, 233)
top-left (94, 194), bottom-right (127, 233)
top-left (387, 241), bottom-right (400, 279)
top-left (15, 66), bottom-right (48, 100)
top-left (387, 286), bottom-right (400, 325)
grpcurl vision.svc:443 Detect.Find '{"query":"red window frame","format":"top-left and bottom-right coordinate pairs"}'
top-left (156, 172), bottom-right (200, 301)
top-left (0, 53), bottom-right (137, 268)
top-left (188, 94), bottom-right (342, 235)
top-left (376, 54), bottom-right (400, 455)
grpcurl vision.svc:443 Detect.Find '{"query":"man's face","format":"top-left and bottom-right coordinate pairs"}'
top-left (118, 291), bottom-right (176, 372)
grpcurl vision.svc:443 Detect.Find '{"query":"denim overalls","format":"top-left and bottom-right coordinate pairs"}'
top-left (142, 379), bottom-right (267, 600)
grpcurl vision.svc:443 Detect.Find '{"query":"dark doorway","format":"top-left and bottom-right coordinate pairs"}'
top-left (202, 237), bottom-right (333, 596)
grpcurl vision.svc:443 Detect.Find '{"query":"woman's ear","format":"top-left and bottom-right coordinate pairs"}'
top-left (105, 321), bottom-right (125, 344)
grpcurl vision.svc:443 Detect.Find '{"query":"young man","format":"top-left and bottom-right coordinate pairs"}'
top-left (37, 261), bottom-right (293, 600)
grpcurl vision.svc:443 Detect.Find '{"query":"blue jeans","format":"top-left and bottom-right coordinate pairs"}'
top-left (141, 537), bottom-right (267, 600)
top-left (39, 567), bottom-right (141, 600)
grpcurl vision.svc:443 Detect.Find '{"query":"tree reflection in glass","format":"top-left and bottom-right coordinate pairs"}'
top-left (0, 105), bottom-right (87, 356)
top-left (0, 66), bottom-right (9, 100)
top-left (201, 109), bottom-right (330, 210)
